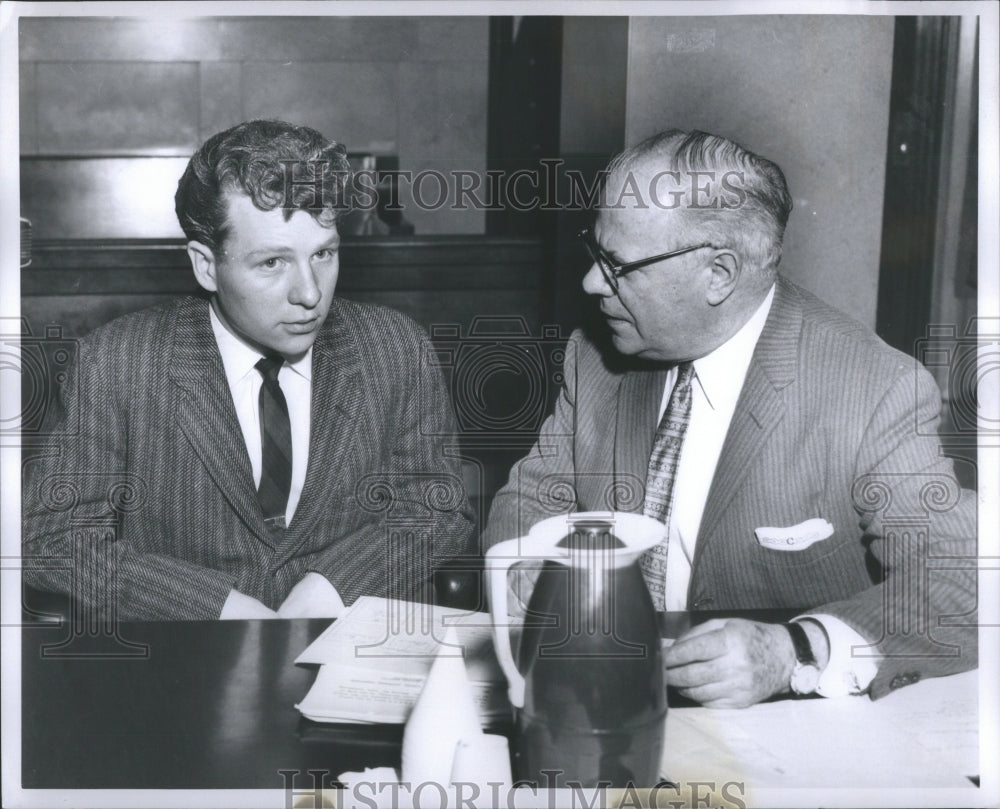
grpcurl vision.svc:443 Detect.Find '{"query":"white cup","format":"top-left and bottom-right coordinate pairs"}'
top-left (450, 734), bottom-right (513, 797)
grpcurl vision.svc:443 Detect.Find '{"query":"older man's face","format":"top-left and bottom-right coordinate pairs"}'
top-left (582, 166), bottom-right (717, 362)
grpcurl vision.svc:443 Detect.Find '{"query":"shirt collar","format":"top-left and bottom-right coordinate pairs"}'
top-left (691, 283), bottom-right (775, 411)
top-left (209, 303), bottom-right (313, 386)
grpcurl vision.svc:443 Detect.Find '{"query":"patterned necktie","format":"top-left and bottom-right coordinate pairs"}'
top-left (255, 355), bottom-right (292, 534)
top-left (640, 362), bottom-right (695, 610)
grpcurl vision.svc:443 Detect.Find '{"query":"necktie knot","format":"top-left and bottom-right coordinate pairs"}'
top-left (255, 355), bottom-right (284, 385)
top-left (675, 361), bottom-right (695, 388)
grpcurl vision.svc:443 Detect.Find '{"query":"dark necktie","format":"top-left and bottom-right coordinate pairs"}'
top-left (639, 362), bottom-right (695, 610)
top-left (255, 355), bottom-right (292, 533)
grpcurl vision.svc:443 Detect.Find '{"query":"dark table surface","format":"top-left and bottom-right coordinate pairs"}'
top-left (19, 601), bottom-right (787, 791)
top-left (21, 617), bottom-right (397, 790)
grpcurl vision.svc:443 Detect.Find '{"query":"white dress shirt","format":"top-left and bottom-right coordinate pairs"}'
top-left (209, 306), bottom-right (311, 525)
top-left (655, 284), bottom-right (877, 696)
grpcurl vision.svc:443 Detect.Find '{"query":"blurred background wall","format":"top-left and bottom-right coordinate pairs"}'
top-left (551, 16), bottom-right (896, 334)
top-left (19, 16), bottom-right (489, 236)
top-left (625, 16), bottom-right (894, 331)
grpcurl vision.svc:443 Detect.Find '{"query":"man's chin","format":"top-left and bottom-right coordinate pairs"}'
top-left (267, 329), bottom-right (323, 360)
top-left (608, 330), bottom-right (673, 363)
top-left (608, 329), bottom-right (642, 356)
top-left (278, 338), bottom-right (318, 360)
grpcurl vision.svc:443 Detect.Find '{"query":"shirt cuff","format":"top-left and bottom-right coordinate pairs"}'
top-left (797, 613), bottom-right (880, 697)
top-left (299, 571), bottom-right (347, 617)
top-left (303, 571), bottom-right (342, 597)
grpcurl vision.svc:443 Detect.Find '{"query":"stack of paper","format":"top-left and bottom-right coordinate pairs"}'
top-left (661, 668), bottom-right (978, 788)
top-left (295, 597), bottom-right (510, 727)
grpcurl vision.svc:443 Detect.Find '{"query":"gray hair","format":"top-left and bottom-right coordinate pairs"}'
top-left (604, 129), bottom-right (793, 274)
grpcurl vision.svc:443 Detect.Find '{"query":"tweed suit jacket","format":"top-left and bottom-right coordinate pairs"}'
top-left (483, 277), bottom-right (977, 698)
top-left (23, 296), bottom-right (474, 619)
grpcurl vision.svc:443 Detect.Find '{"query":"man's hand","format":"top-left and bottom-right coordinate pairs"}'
top-left (277, 572), bottom-right (345, 619)
top-left (664, 618), bottom-right (795, 708)
top-left (219, 589), bottom-right (279, 619)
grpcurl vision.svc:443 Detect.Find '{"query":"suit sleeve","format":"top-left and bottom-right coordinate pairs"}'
top-left (22, 334), bottom-right (236, 620)
top-left (818, 361), bottom-right (978, 698)
top-left (482, 331), bottom-right (583, 550)
top-left (303, 321), bottom-right (475, 605)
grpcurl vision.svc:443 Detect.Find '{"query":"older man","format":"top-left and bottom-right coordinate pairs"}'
top-left (23, 120), bottom-right (473, 620)
top-left (484, 129), bottom-right (977, 706)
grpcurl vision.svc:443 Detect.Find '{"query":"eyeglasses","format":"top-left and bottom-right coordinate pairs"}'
top-left (578, 227), bottom-right (714, 293)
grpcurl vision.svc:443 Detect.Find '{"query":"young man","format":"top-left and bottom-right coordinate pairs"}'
top-left (23, 120), bottom-right (473, 620)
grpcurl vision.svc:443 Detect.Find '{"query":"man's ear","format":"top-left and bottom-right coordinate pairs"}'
top-left (705, 249), bottom-right (741, 306)
top-left (187, 241), bottom-right (219, 293)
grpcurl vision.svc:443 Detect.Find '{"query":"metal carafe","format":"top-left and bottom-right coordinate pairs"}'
top-left (486, 512), bottom-right (667, 788)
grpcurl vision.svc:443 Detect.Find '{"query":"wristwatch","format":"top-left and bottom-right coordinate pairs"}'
top-left (785, 621), bottom-right (822, 695)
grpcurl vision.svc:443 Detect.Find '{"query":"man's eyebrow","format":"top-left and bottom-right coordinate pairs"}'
top-left (245, 245), bottom-right (295, 258)
top-left (241, 233), bottom-right (341, 259)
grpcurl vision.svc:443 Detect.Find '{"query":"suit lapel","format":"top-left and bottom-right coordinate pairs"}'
top-left (168, 298), bottom-right (270, 546)
top-left (614, 364), bottom-right (669, 513)
top-left (695, 278), bottom-right (802, 548)
top-left (282, 302), bottom-right (364, 550)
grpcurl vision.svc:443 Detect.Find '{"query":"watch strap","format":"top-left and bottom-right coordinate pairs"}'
top-left (784, 621), bottom-right (817, 665)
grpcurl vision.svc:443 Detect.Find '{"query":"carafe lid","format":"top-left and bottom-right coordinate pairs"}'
top-left (518, 512), bottom-right (666, 566)
top-left (556, 520), bottom-right (626, 551)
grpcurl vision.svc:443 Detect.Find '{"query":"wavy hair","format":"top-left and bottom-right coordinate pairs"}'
top-left (175, 119), bottom-right (351, 252)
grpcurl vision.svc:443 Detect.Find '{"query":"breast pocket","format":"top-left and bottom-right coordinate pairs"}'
top-left (751, 519), bottom-right (871, 607)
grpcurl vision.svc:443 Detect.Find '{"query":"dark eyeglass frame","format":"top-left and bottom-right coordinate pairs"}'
top-left (578, 227), bottom-right (714, 293)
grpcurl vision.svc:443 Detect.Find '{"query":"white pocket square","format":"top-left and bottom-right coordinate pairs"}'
top-left (754, 518), bottom-right (834, 551)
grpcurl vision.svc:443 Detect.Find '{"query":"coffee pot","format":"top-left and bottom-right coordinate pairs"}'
top-left (486, 512), bottom-right (667, 788)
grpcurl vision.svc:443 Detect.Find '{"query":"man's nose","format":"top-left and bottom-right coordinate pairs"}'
top-left (582, 261), bottom-right (614, 297)
top-left (288, 262), bottom-right (322, 308)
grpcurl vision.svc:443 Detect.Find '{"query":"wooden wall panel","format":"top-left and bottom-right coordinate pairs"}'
top-left (19, 18), bottom-right (224, 62)
top-left (21, 237), bottom-right (547, 337)
top-left (625, 15), bottom-right (894, 329)
top-left (36, 63), bottom-right (200, 154)
top-left (199, 62), bottom-right (244, 141)
top-left (19, 16), bottom-right (489, 234)
top-left (19, 61), bottom-right (37, 155)
top-left (21, 159), bottom-right (189, 240)
top-left (242, 62), bottom-right (399, 153)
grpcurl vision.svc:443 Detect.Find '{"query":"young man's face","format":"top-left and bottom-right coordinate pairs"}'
top-left (191, 191), bottom-right (340, 359)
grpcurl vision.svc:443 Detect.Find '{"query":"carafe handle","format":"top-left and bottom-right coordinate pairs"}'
top-left (485, 537), bottom-right (534, 709)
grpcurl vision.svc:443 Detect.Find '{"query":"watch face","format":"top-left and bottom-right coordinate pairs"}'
top-left (791, 663), bottom-right (822, 695)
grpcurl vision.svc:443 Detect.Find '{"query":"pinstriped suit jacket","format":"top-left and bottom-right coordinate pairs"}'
top-left (23, 296), bottom-right (473, 619)
top-left (483, 277), bottom-right (977, 698)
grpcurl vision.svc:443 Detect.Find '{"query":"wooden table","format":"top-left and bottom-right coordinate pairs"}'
top-left (15, 610), bottom-right (982, 804)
